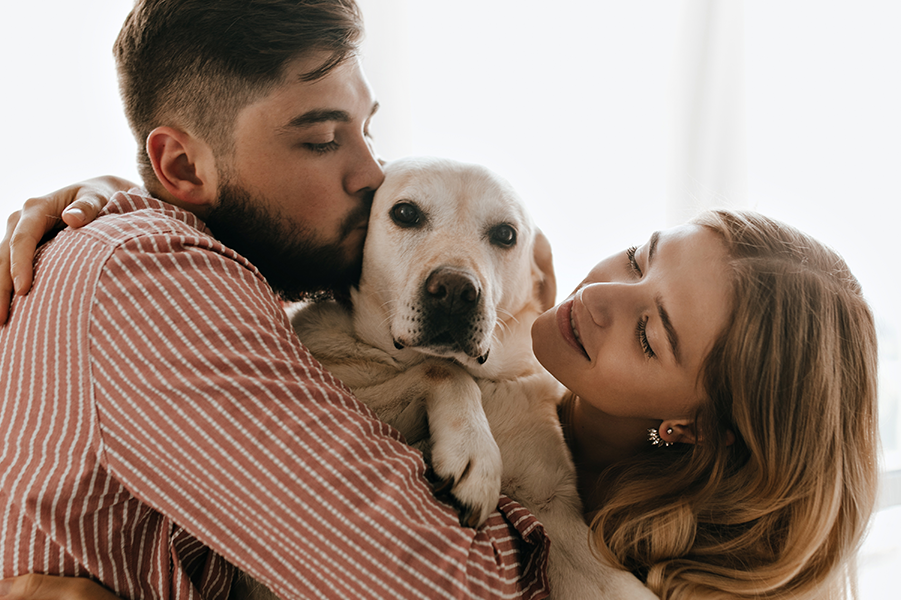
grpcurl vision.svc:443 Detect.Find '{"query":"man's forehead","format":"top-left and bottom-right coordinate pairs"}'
top-left (270, 55), bottom-right (374, 113)
top-left (237, 58), bottom-right (373, 130)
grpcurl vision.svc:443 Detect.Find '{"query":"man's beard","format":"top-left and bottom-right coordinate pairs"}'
top-left (203, 181), bottom-right (370, 302)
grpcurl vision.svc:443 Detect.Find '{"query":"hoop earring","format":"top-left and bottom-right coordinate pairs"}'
top-left (647, 427), bottom-right (674, 448)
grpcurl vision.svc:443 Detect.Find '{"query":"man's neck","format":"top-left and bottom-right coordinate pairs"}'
top-left (145, 181), bottom-right (212, 219)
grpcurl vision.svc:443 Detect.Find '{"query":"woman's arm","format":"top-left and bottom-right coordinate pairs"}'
top-left (0, 176), bottom-right (134, 324)
top-left (0, 575), bottom-right (120, 600)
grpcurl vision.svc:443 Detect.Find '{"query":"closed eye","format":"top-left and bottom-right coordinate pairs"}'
top-left (636, 316), bottom-right (656, 358)
top-left (305, 140), bottom-right (340, 154)
top-left (626, 246), bottom-right (642, 276)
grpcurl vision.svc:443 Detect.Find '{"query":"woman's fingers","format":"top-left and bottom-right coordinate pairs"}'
top-left (7, 194), bottom-right (66, 298)
top-left (0, 211), bottom-right (21, 324)
top-left (1, 176), bottom-right (130, 316)
top-left (0, 575), bottom-right (121, 600)
top-left (61, 193), bottom-right (109, 229)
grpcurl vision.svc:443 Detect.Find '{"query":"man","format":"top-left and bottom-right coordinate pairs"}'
top-left (0, 1), bottom-right (549, 598)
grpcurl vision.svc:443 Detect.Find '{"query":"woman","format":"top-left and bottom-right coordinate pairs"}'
top-left (0, 190), bottom-right (880, 599)
top-left (541, 209), bottom-right (879, 599)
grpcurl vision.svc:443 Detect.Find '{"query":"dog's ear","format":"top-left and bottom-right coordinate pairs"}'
top-left (531, 229), bottom-right (557, 312)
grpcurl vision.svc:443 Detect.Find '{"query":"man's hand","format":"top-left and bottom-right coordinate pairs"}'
top-left (0, 176), bottom-right (135, 324)
top-left (0, 575), bottom-right (120, 600)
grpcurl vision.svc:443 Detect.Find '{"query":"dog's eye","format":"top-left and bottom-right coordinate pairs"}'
top-left (489, 224), bottom-right (517, 248)
top-left (391, 202), bottom-right (422, 227)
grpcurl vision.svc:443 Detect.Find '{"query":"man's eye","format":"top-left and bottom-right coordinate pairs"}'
top-left (391, 202), bottom-right (422, 227)
top-left (305, 140), bottom-right (340, 154)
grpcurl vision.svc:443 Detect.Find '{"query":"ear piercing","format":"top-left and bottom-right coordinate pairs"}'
top-left (648, 427), bottom-right (674, 448)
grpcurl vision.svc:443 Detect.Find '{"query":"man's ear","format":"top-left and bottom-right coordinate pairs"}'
top-left (658, 420), bottom-right (736, 446)
top-left (146, 126), bottom-right (219, 210)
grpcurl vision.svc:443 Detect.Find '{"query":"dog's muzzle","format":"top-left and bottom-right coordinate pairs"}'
top-left (393, 266), bottom-right (491, 363)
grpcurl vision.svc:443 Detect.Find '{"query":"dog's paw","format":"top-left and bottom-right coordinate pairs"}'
top-left (429, 424), bottom-right (503, 528)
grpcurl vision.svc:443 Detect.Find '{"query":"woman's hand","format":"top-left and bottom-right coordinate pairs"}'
top-left (0, 575), bottom-right (121, 600)
top-left (0, 176), bottom-right (135, 324)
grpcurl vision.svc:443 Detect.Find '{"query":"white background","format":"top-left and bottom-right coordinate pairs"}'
top-left (1, 1), bottom-right (899, 596)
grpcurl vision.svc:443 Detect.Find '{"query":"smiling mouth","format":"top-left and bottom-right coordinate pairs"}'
top-left (557, 299), bottom-right (589, 360)
top-left (571, 312), bottom-right (584, 348)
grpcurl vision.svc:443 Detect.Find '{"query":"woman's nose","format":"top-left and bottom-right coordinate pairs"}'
top-left (579, 282), bottom-right (636, 328)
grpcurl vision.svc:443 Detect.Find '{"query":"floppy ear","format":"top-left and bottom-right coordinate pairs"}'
top-left (531, 229), bottom-right (557, 312)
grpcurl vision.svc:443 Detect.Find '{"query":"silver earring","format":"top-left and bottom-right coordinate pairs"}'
top-left (647, 427), bottom-right (674, 448)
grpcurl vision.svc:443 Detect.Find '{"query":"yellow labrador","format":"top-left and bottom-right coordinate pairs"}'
top-left (279, 157), bottom-right (657, 599)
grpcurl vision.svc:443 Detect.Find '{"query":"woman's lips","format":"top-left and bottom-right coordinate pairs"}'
top-left (556, 298), bottom-right (589, 360)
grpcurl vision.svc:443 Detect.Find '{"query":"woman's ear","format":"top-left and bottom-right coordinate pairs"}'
top-left (658, 420), bottom-right (736, 446)
top-left (146, 126), bottom-right (219, 210)
top-left (658, 420), bottom-right (698, 445)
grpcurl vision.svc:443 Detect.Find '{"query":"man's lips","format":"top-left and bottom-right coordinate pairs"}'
top-left (556, 298), bottom-right (589, 360)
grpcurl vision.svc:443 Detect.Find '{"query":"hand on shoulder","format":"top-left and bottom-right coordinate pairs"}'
top-left (0, 175), bottom-right (135, 324)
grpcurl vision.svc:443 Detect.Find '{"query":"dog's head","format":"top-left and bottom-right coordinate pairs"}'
top-left (351, 157), bottom-right (556, 375)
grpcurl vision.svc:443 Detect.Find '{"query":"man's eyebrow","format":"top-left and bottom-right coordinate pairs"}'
top-left (283, 109), bottom-right (351, 130)
top-left (282, 101), bottom-right (380, 131)
top-left (656, 297), bottom-right (681, 365)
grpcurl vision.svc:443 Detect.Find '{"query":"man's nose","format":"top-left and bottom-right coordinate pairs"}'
top-left (347, 135), bottom-right (385, 195)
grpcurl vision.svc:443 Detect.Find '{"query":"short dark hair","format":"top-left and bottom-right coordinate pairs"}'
top-left (114, 0), bottom-right (364, 185)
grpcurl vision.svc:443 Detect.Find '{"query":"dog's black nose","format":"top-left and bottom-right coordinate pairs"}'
top-left (424, 268), bottom-right (480, 315)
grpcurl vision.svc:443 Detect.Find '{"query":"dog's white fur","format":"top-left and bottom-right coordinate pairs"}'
top-left (243, 157), bottom-right (657, 599)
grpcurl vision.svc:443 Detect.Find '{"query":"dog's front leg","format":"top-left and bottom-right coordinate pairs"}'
top-left (418, 359), bottom-right (502, 528)
top-left (481, 375), bottom-right (660, 600)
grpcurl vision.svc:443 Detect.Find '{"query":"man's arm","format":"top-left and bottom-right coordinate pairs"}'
top-left (86, 227), bottom-right (548, 599)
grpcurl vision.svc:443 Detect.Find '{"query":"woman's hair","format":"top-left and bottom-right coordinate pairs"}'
top-left (113, 0), bottom-right (364, 186)
top-left (590, 209), bottom-right (880, 599)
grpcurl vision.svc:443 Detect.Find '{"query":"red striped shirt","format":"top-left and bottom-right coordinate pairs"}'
top-left (0, 190), bottom-right (549, 599)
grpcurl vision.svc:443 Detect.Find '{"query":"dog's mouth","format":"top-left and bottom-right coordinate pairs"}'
top-left (393, 330), bottom-right (490, 365)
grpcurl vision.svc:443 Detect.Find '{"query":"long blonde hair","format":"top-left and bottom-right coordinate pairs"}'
top-left (590, 210), bottom-right (879, 599)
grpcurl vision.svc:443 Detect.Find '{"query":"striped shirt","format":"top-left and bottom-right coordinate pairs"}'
top-left (0, 190), bottom-right (549, 600)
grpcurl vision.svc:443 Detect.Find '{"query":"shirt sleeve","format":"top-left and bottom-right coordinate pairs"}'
top-left (88, 230), bottom-right (549, 599)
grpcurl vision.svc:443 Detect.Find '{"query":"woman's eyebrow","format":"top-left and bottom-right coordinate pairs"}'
top-left (646, 231), bottom-right (680, 363)
top-left (646, 230), bottom-right (661, 265)
top-left (656, 296), bottom-right (681, 365)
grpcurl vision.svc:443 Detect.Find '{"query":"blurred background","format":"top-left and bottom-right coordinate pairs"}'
top-left (1, 1), bottom-right (898, 595)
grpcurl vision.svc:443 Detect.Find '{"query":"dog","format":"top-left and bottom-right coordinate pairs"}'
top-left (238, 157), bottom-right (657, 599)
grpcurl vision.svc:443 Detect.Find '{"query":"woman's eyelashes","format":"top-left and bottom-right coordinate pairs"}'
top-left (626, 245), bottom-right (642, 277)
top-left (627, 245), bottom-right (656, 358)
top-left (636, 315), bottom-right (656, 358)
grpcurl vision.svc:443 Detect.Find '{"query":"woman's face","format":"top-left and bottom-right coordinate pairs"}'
top-left (532, 223), bottom-right (732, 422)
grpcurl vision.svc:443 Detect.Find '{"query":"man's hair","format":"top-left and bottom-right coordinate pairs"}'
top-left (114, 0), bottom-right (364, 185)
